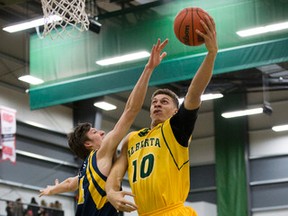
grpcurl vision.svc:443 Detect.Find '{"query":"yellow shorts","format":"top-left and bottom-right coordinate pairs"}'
top-left (140, 203), bottom-right (198, 216)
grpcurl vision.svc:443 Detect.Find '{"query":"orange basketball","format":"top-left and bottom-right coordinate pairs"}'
top-left (174, 7), bottom-right (212, 46)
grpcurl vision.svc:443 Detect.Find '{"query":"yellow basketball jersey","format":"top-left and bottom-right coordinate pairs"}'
top-left (127, 118), bottom-right (192, 215)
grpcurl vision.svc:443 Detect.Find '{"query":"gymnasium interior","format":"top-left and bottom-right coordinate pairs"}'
top-left (0, 0), bottom-right (288, 216)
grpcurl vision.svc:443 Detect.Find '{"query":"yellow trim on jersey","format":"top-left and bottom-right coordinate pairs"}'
top-left (77, 178), bottom-right (85, 204)
top-left (86, 151), bottom-right (107, 209)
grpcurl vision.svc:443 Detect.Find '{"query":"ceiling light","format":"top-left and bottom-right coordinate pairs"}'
top-left (222, 104), bottom-right (272, 118)
top-left (272, 124), bottom-right (288, 132)
top-left (24, 120), bottom-right (50, 130)
top-left (18, 75), bottom-right (44, 85)
top-left (94, 101), bottom-right (117, 111)
top-left (96, 51), bottom-right (150, 66)
top-left (3, 15), bottom-right (62, 33)
top-left (222, 107), bottom-right (263, 118)
top-left (179, 93), bottom-right (223, 104)
top-left (201, 93), bottom-right (223, 101)
top-left (236, 21), bottom-right (288, 37)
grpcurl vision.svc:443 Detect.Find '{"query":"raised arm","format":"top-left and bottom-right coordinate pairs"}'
top-left (97, 39), bottom-right (169, 169)
top-left (184, 16), bottom-right (218, 110)
top-left (39, 176), bottom-right (78, 197)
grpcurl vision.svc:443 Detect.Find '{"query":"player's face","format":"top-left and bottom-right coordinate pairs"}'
top-left (86, 128), bottom-right (105, 150)
top-left (150, 94), bottom-right (178, 127)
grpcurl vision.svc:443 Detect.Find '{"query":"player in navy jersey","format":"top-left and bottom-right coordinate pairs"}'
top-left (39, 38), bottom-right (169, 216)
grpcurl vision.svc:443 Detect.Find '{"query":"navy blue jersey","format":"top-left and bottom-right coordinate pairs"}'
top-left (76, 150), bottom-right (118, 216)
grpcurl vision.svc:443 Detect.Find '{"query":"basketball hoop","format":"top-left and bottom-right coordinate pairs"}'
top-left (40, 0), bottom-right (90, 39)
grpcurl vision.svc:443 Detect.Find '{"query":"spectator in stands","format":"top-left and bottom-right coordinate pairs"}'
top-left (27, 197), bottom-right (39, 216)
top-left (6, 200), bottom-right (14, 216)
top-left (40, 200), bottom-right (47, 208)
top-left (54, 200), bottom-right (62, 210)
top-left (38, 200), bottom-right (48, 216)
top-left (37, 207), bottom-right (46, 216)
top-left (45, 202), bottom-right (55, 216)
top-left (53, 200), bottom-right (63, 216)
top-left (13, 198), bottom-right (24, 216)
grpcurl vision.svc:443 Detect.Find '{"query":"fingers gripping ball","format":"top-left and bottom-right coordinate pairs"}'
top-left (174, 7), bottom-right (212, 46)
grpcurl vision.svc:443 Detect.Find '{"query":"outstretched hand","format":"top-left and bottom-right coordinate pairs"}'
top-left (39, 178), bottom-right (59, 197)
top-left (196, 16), bottom-right (218, 54)
top-left (146, 38), bottom-right (169, 69)
top-left (107, 190), bottom-right (138, 213)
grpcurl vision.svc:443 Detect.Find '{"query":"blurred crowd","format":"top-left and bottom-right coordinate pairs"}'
top-left (5, 197), bottom-right (64, 216)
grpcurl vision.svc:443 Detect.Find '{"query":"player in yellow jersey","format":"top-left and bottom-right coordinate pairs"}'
top-left (38, 38), bottom-right (169, 216)
top-left (106, 15), bottom-right (218, 216)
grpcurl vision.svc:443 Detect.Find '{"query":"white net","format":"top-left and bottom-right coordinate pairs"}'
top-left (40, 0), bottom-right (90, 39)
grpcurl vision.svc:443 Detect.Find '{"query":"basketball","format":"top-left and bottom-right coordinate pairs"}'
top-left (174, 7), bottom-right (212, 46)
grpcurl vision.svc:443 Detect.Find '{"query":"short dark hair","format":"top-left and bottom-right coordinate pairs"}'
top-left (67, 123), bottom-right (92, 160)
top-left (151, 88), bottom-right (179, 108)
